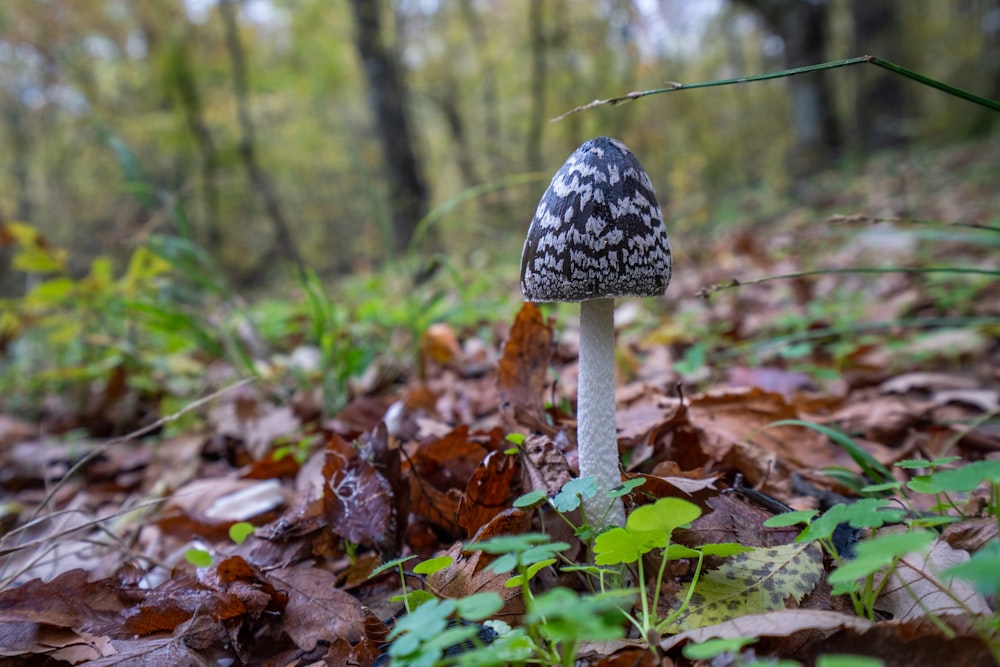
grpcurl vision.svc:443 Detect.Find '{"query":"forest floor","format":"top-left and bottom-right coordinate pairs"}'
top-left (0, 139), bottom-right (999, 666)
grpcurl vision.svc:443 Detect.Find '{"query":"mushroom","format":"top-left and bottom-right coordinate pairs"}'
top-left (520, 137), bottom-right (671, 529)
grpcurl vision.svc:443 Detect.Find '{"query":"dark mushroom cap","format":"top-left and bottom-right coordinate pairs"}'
top-left (520, 137), bottom-right (671, 303)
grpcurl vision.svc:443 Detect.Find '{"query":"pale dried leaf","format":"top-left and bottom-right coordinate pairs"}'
top-left (660, 609), bottom-right (874, 651)
top-left (876, 538), bottom-right (992, 621)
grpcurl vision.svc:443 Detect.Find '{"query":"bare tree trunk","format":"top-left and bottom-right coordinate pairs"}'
top-left (458, 0), bottom-right (502, 161)
top-left (428, 80), bottom-right (482, 190)
top-left (970, 0), bottom-right (1000, 135)
top-left (736, 0), bottom-right (843, 172)
top-left (348, 0), bottom-right (429, 254)
top-left (218, 0), bottom-right (303, 270)
top-left (4, 103), bottom-right (31, 223)
top-left (526, 0), bottom-right (547, 173)
top-left (850, 0), bottom-right (906, 149)
top-left (161, 35), bottom-right (222, 251)
top-left (456, 0), bottom-right (512, 217)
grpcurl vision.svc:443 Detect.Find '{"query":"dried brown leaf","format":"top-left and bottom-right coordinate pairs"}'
top-left (498, 303), bottom-right (554, 434)
top-left (431, 543), bottom-right (524, 622)
top-left (269, 564), bottom-right (365, 650)
top-left (457, 450), bottom-right (522, 538)
top-left (411, 425), bottom-right (490, 490)
top-left (520, 434), bottom-right (574, 496)
top-left (942, 517), bottom-right (999, 552)
top-left (323, 434), bottom-right (393, 546)
top-left (677, 493), bottom-right (800, 549)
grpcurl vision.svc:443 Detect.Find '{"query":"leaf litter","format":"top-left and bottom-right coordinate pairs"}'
top-left (1, 147), bottom-right (999, 665)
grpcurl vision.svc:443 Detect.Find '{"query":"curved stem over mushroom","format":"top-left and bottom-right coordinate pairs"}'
top-left (577, 297), bottom-right (626, 529)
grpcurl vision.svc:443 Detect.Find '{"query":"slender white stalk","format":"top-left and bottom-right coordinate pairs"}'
top-left (577, 297), bottom-right (626, 529)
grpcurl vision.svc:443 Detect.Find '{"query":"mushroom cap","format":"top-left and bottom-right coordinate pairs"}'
top-left (520, 137), bottom-right (671, 303)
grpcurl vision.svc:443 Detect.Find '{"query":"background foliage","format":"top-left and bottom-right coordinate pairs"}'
top-left (1, 0), bottom-right (998, 285)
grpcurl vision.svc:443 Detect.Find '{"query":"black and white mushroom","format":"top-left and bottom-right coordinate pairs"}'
top-left (520, 137), bottom-right (671, 529)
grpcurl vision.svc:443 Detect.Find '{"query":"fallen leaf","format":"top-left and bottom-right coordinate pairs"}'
top-left (498, 303), bottom-right (554, 434)
top-left (420, 322), bottom-right (463, 369)
top-left (210, 386), bottom-right (301, 461)
top-left (86, 636), bottom-right (207, 665)
top-left (880, 372), bottom-right (979, 394)
top-left (411, 425), bottom-right (490, 491)
top-left (458, 450), bottom-right (522, 537)
top-left (678, 493), bottom-right (801, 550)
top-left (662, 541), bottom-right (824, 633)
top-left (430, 543), bottom-right (525, 622)
top-left (876, 538), bottom-right (991, 621)
top-left (269, 564), bottom-right (365, 649)
top-left (687, 388), bottom-right (836, 473)
top-left (660, 609), bottom-right (874, 651)
top-left (520, 434), bottom-right (574, 496)
top-left (942, 517), bottom-right (999, 552)
top-left (728, 366), bottom-right (816, 398)
top-left (323, 434), bottom-right (393, 546)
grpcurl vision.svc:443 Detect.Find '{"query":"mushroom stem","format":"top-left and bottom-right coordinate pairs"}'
top-left (577, 297), bottom-right (627, 529)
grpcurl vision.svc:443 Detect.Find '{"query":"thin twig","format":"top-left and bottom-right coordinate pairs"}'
top-left (0, 380), bottom-right (252, 585)
top-left (696, 267), bottom-right (1000, 299)
top-left (827, 214), bottom-right (1000, 234)
top-left (553, 55), bottom-right (1000, 121)
top-left (27, 378), bottom-right (254, 524)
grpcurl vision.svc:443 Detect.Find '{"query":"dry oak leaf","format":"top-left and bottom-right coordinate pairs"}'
top-left (269, 564), bottom-right (365, 650)
top-left (430, 542), bottom-right (525, 622)
top-left (498, 302), bottom-right (554, 434)
top-left (661, 541), bottom-right (823, 633)
top-left (457, 449), bottom-right (522, 538)
top-left (686, 387), bottom-right (835, 472)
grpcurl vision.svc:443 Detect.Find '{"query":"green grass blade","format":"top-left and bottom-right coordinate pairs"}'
top-left (868, 56), bottom-right (1000, 112)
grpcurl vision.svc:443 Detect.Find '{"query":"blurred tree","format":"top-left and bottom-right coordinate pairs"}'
top-left (218, 0), bottom-right (303, 271)
top-left (348, 0), bottom-right (429, 254)
top-left (158, 30), bottom-right (222, 253)
top-left (733, 0), bottom-right (843, 172)
top-left (980, 0), bottom-right (1000, 133)
top-left (526, 0), bottom-right (549, 172)
top-left (849, 0), bottom-right (905, 149)
top-left (1, 0), bottom-right (997, 283)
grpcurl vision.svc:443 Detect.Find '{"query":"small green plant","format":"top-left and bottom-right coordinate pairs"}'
top-left (591, 496), bottom-right (734, 638)
top-left (766, 451), bottom-right (1000, 658)
top-left (0, 221), bottom-right (274, 429)
top-left (184, 546), bottom-right (214, 568)
top-left (181, 521), bottom-right (257, 568)
top-left (229, 521), bottom-right (255, 544)
top-left (273, 434), bottom-right (319, 466)
top-left (372, 533), bottom-right (626, 667)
